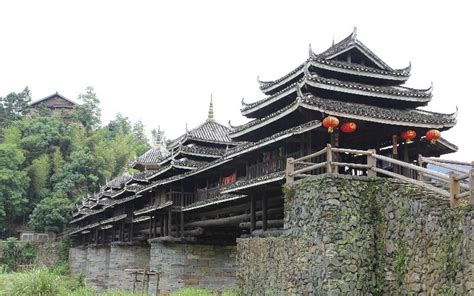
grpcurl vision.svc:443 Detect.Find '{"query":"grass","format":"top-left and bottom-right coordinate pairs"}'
top-left (0, 267), bottom-right (239, 296)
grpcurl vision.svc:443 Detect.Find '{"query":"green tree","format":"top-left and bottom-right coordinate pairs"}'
top-left (30, 192), bottom-right (73, 233)
top-left (0, 144), bottom-right (30, 228)
top-left (74, 86), bottom-right (101, 132)
top-left (27, 154), bottom-right (51, 203)
top-left (0, 87), bottom-right (31, 131)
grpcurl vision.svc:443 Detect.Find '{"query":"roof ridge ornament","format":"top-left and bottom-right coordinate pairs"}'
top-left (207, 94), bottom-right (215, 122)
top-left (351, 26), bottom-right (358, 40)
top-left (228, 120), bottom-right (237, 129)
top-left (241, 97), bottom-right (249, 107)
top-left (155, 125), bottom-right (161, 148)
top-left (308, 43), bottom-right (313, 58)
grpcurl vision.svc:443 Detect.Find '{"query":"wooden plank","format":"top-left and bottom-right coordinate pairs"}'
top-left (421, 157), bottom-right (471, 166)
top-left (331, 148), bottom-right (372, 155)
top-left (185, 207), bottom-right (283, 228)
top-left (372, 167), bottom-right (450, 198)
top-left (331, 162), bottom-right (370, 169)
top-left (373, 154), bottom-right (450, 181)
top-left (291, 162), bottom-right (327, 176)
top-left (292, 147), bottom-right (327, 163)
top-left (421, 158), bottom-right (470, 174)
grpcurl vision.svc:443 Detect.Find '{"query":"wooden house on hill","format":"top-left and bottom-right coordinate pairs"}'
top-left (29, 92), bottom-right (77, 113)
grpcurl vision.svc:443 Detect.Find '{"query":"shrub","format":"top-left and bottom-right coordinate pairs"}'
top-left (3, 237), bottom-right (36, 271)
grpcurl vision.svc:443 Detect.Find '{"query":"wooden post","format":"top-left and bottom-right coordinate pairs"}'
top-left (449, 173), bottom-right (460, 208)
top-left (286, 157), bottom-right (295, 183)
top-left (262, 191), bottom-right (268, 231)
top-left (120, 222), bottom-right (124, 241)
top-left (326, 144), bottom-right (332, 174)
top-left (130, 221), bottom-right (134, 242)
top-left (153, 214), bottom-right (157, 238)
top-left (155, 268), bottom-right (161, 296)
top-left (180, 211), bottom-right (184, 238)
top-left (160, 215), bottom-right (164, 237)
top-left (470, 161), bottom-right (474, 206)
top-left (250, 194), bottom-right (256, 233)
top-left (149, 216), bottom-right (153, 239)
top-left (367, 149), bottom-right (376, 177)
top-left (168, 209), bottom-right (173, 237)
top-left (417, 154), bottom-right (424, 181)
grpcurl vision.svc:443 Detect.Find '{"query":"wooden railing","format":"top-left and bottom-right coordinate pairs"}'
top-left (196, 187), bottom-right (220, 202)
top-left (286, 144), bottom-right (474, 208)
top-left (166, 191), bottom-right (195, 207)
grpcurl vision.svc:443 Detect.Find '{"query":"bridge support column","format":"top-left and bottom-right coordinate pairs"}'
top-left (148, 241), bottom-right (237, 295)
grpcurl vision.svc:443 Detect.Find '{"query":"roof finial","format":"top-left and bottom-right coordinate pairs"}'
top-left (332, 36), bottom-right (335, 46)
top-left (207, 94), bottom-right (215, 122)
top-left (351, 27), bottom-right (357, 40)
top-left (155, 125), bottom-right (161, 147)
top-left (185, 122), bottom-right (188, 133)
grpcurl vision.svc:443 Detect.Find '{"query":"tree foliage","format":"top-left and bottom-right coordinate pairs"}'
top-left (0, 86), bottom-right (151, 234)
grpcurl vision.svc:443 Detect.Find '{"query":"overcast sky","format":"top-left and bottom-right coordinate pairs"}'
top-left (1, 0), bottom-right (472, 160)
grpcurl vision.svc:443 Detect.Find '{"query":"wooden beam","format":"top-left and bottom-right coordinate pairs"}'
top-left (185, 207), bottom-right (283, 228)
top-left (250, 194), bottom-right (256, 232)
top-left (180, 212), bottom-right (184, 238)
top-left (239, 219), bottom-right (283, 229)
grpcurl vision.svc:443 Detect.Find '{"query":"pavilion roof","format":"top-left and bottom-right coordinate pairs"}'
top-left (131, 147), bottom-right (169, 170)
top-left (232, 94), bottom-right (456, 138)
top-left (258, 28), bottom-right (411, 95)
top-left (168, 120), bottom-right (235, 149)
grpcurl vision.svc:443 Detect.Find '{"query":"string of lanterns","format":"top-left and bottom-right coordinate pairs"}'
top-left (322, 115), bottom-right (441, 143)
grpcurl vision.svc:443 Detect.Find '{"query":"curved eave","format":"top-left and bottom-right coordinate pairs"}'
top-left (305, 76), bottom-right (432, 103)
top-left (146, 164), bottom-right (195, 180)
top-left (299, 98), bottom-right (456, 130)
top-left (308, 59), bottom-right (410, 81)
top-left (242, 82), bottom-right (299, 116)
top-left (232, 97), bottom-right (456, 139)
top-left (258, 63), bottom-right (305, 94)
top-left (179, 150), bottom-right (222, 158)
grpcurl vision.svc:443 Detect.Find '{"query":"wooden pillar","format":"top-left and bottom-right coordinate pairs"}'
top-left (250, 194), bottom-right (256, 233)
top-left (470, 162), bottom-right (474, 206)
top-left (112, 225), bottom-right (115, 242)
top-left (262, 191), bottom-right (268, 231)
top-left (152, 214), bottom-right (157, 238)
top-left (160, 215), bottom-right (165, 237)
top-left (286, 158), bottom-right (295, 183)
top-left (180, 212), bottom-right (185, 238)
top-left (95, 228), bottom-right (99, 244)
top-left (449, 173), bottom-right (460, 208)
top-left (130, 222), bottom-right (134, 242)
top-left (120, 222), bottom-right (124, 241)
top-left (168, 210), bottom-right (172, 237)
top-left (149, 216), bottom-right (153, 239)
top-left (367, 149), bottom-right (376, 177)
top-left (403, 143), bottom-right (409, 176)
top-left (326, 144), bottom-right (333, 174)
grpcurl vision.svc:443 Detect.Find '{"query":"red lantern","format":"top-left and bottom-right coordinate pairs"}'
top-left (340, 122), bottom-right (357, 133)
top-left (401, 130), bottom-right (417, 143)
top-left (322, 116), bottom-right (339, 133)
top-left (425, 129), bottom-right (441, 144)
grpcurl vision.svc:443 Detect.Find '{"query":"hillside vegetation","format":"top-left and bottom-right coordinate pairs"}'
top-left (0, 87), bottom-right (151, 236)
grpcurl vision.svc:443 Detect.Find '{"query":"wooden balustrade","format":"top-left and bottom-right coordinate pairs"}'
top-left (286, 145), bottom-right (474, 208)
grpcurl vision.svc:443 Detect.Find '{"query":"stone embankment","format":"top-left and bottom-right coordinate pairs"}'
top-left (237, 175), bottom-right (473, 295)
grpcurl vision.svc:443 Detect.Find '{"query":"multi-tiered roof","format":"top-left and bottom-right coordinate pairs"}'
top-left (234, 27), bottom-right (456, 147)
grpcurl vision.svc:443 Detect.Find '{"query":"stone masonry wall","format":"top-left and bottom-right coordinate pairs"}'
top-left (108, 243), bottom-right (151, 290)
top-left (85, 245), bottom-right (111, 290)
top-left (69, 246), bottom-right (87, 275)
top-left (237, 175), bottom-right (474, 295)
top-left (148, 241), bottom-right (237, 295)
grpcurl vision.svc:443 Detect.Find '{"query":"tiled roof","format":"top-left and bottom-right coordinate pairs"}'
top-left (232, 94), bottom-right (456, 137)
top-left (168, 121), bottom-right (234, 148)
top-left (105, 175), bottom-right (132, 189)
top-left (317, 27), bottom-right (392, 70)
top-left (132, 147), bottom-right (169, 169)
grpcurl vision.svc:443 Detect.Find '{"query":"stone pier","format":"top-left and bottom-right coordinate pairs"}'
top-left (85, 245), bottom-right (111, 290)
top-left (108, 243), bottom-right (151, 290)
top-left (148, 241), bottom-right (237, 295)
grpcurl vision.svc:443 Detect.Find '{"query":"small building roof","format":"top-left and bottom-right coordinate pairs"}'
top-left (29, 92), bottom-right (77, 108)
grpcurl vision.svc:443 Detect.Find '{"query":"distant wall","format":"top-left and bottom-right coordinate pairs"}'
top-left (237, 175), bottom-right (474, 295)
top-left (148, 241), bottom-right (237, 295)
top-left (85, 245), bottom-right (110, 290)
